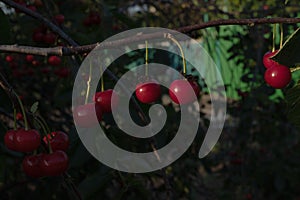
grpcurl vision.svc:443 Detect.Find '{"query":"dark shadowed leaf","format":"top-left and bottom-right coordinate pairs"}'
top-left (272, 28), bottom-right (300, 67)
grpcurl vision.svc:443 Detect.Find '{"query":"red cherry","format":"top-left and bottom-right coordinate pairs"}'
top-left (14, 128), bottom-right (41, 152)
top-left (264, 65), bottom-right (291, 89)
top-left (4, 130), bottom-right (17, 151)
top-left (32, 31), bottom-right (44, 42)
top-left (22, 154), bottom-right (44, 177)
top-left (26, 55), bottom-right (34, 62)
top-left (73, 103), bottom-right (103, 127)
top-left (43, 33), bottom-right (56, 44)
top-left (43, 131), bottom-right (69, 152)
top-left (16, 112), bottom-right (23, 120)
top-left (54, 14), bottom-right (65, 24)
top-left (4, 129), bottom-right (41, 152)
top-left (169, 79), bottom-right (200, 104)
top-left (41, 150), bottom-right (68, 176)
top-left (263, 50), bottom-right (281, 68)
top-left (5, 55), bottom-right (14, 63)
top-left (135, 81), bottom-right (161, 104)
top-left (93, 89), bottom-right (119, 113)
top-left (54, 67), bottom-right (70, 78)
top-left (48, 56), bottom-right (61, 66)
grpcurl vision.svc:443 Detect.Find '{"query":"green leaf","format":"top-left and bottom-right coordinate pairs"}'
top-left (0, 10), bottom-right (11, 44)
top-left (272, 28), bottom-right (300, 67)
top-left (30, 102), bottom-right (39, 114)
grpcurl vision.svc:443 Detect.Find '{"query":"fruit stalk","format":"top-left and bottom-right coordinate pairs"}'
top-left (272, 24), bottom-right (276, 52)
top-left (100, 65), bottom-right (104, 92)
top-left (280, 23), bottom-right (283, 48)
top-left (85, 61), bottom-right (93, 104)
top-left (167, 34), bottom-right (187, 75)
top-left (14, 92), bottom-right (29, 130)
top-left (145, 40), bottom-right (149, 76)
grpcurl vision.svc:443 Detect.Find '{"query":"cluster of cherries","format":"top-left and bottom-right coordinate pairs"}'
top-left (263, 50), bottom-right (291, 89)
top-left (73, 75), bottom-right (200, 128)
top-left (4, 127), bottom-right (69, 177)
top-left (4, 53), bottom-right (70, 79)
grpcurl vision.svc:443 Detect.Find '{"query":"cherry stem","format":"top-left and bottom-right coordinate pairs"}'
top-left (280, 23), bottom-right (284, 48)
top-left (13, 108), bottom-right (17, 130)
top-left (100, 65), bottom-right (104, 92)
top-left (145, 40), bottom-right (149, 76)
top-left (14, 92), bottom-right (29, 131)
top-left (167, 34), bottom-right (187, 75)
top-left (36, 114), bottom-right (51, 135)
top-left (272, 24), bottom-right (277, 52)
top-left (290, 66), bottom-right (300, 73)
top-left (34, 116), bottom-right (53, 153)
top-left (85, 61), bottom-right (92, 104)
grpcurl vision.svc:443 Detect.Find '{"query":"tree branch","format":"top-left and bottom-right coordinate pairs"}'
top-left (0, 0), bottom-right (78, 46)
top-left (0, 17), bottom-right (300, 56)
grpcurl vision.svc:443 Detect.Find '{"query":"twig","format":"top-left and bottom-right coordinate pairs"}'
top-left (0, 17), bottom-right (300, 55)
top-left (0, 0), bottom-right (78, 46)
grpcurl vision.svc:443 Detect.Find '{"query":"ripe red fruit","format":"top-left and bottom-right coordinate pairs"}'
top-left (73, 103), bottom-right (103, 127)
top-left (48, 56), bottom-right (61, 66)
top-left (4, 128), bottom-right (41, 152)
top-left (16, 112), bottom-right (23, 120)
top-left (93, 89), bottom-right (119, 113)
top-left (54, 14), bottom-right (65, 24)
top-left (22, 154), bottom-right (44, 178)
top-left (32, 31), bottom-right (44, 42)
top-left (14, 129), bottom-right (41, 152)
top-left (43, 131), bottom-right (69, 152)
top-left (26, 55), bottom-right (34, 62)
top-left (43, 33), bottom-right (56, 44)
top-left (264, 65), bottom-right (291, 89)
top-left (4, 130), bottom-right (17, 151)
top-left (263, 50), bottom-right (281, 68)
top-left (41, 150), bottom-right (68, 176)
top-left (5, 55), bottom-right (14, 62)
top-left (169, 79), bottom-right (200, 104)
top-left (135, 81), bottom-right (161, 104)
top-left (54, 67), bottom-right (70, 78)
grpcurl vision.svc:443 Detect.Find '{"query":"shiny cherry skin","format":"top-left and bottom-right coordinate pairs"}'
top-left (73, 103), bottom-right (103, 127)
top-left (5, 128), bottom-right (41, 152)
top-left (4, 129), bottom-right (17, 151)
top-left (135, 81), bottom-right (161, 104)
top-left (43, 131), bottom-right (69, 152)
top-left (15, 128), bottom-right (41, 152)
top-left (263, 50), bottom-right (281, 68)
top-left (264, 65), bottom-right (291, 89)
top-left (48, 56), bottom-right (61, 66)
top-left (22, 154), bottom-right (44, 178)
top-left (93, 89), bottom-right (119, 113)
top-left (169, 79), bottom-right (200, 104)
top-left (41, 150), bottom-right (68, 176)
top-left (26, 55), bottom-right (34, 63)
